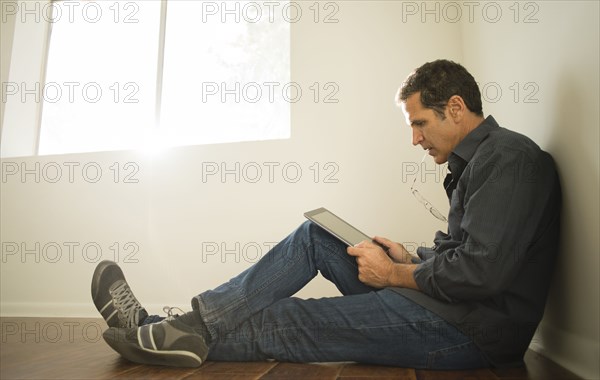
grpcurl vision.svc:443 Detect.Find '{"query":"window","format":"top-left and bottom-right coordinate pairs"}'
top-left (39, 0), bottom-right (290, 155)
top-left (160, 1), bottom-right (291, 148)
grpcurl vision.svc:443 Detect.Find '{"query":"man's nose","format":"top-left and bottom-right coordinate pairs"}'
top-left (412, 128), bottom-right (423, 146)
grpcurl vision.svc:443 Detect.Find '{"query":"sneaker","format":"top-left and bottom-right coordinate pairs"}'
top-left (103, 319), bottom-right (209, 367)
top-left (91, 260), bottom-right (148, 328)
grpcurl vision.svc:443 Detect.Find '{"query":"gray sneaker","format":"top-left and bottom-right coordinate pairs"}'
top-left (103, 319), bottom-right (209, 367)
top-left (91, 260), bottom-right (148, 328)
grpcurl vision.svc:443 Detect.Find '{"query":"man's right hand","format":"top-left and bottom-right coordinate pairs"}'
top-left (372, 237), bottom-right (416, 264)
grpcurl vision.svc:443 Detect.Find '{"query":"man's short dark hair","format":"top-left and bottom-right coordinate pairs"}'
top-left (398, 59), bottom-right (483, 119)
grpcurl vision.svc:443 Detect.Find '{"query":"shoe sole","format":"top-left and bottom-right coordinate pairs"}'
top-left (103, 328), bottom-right (204, 368)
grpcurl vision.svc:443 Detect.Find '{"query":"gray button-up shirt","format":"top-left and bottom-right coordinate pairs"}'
top-left (393, 115), bottom-right (562, 367)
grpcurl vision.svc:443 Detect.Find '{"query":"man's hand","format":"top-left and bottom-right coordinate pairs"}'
top-left (347, 239), bottom-right (420, 290)
top-left (372, 236), bottom-right (415, 264)
top-left (347, 240), bottom-right (395, 288)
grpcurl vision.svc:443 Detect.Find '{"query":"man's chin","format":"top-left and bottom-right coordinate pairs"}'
top-left (431, 153), bottom-right (449, 165)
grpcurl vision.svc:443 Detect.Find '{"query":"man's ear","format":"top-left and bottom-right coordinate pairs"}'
top-left (447, 95), bottom-right (466, 122)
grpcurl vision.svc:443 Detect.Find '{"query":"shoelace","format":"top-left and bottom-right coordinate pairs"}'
top-left (163, 306), bottom-right (186, 321)
top-left (109, 281), bottom-right (144, 328)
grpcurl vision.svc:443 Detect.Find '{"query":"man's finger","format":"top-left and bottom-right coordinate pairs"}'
top-left (347, 246), bottom-right (361, 256)
top-left (354, 240), bottom-right (372, 248)
top-left (347, 244), bottom-right (371, 257)
top-left (373, 236), bottom-right (393, 247)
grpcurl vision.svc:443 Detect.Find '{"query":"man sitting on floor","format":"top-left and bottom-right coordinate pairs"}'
top-left (92, 59), bottom-right (561, 369)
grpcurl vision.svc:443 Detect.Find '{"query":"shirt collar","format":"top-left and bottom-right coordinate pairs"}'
top-left (447, 115), bottom-right (499, 178)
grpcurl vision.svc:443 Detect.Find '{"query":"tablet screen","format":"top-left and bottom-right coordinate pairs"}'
top-left (304, 208), bottom-right (372, 246)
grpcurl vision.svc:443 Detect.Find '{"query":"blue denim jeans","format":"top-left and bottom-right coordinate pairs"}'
top-left (192, 221), bottom-right (489, 369)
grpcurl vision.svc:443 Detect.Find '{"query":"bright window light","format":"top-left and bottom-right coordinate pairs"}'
top-left (38, 0), bottom-right (291, 156)
top-left (39, 0), bottom-right (161, 155)
top-left (159, 1), bottom-right (291, 147)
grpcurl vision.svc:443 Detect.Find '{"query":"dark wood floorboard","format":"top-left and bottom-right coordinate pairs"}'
top-left (0, 318), bottom-right (583, 380)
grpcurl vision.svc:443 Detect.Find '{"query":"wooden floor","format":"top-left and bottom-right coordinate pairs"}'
top-left (0, 318), bottom-right (582, 380)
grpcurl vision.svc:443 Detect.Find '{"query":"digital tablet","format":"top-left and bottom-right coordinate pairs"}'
top-left (304, 207), bottom-right (380, 248)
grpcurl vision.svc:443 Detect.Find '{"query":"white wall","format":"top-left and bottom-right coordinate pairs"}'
top-left (1, 1), bottom-right (598, 379)
top-left (1, 2), bottom-right (459, 312)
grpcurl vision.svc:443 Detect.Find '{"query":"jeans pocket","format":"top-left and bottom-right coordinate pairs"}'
top-left (426, 341), bottom-right (488, 370)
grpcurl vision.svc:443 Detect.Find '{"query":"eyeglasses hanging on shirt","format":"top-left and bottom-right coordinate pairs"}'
top-left (410, 153), bottom-right (449, 223)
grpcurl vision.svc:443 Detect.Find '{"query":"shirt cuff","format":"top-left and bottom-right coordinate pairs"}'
top-left (413, 258), bottom-right (436, 298)
top-left (416, 246), bottom-right (437, 261)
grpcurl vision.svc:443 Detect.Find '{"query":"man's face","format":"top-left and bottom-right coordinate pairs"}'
top-left (401, 92), bottom-right (461, 164)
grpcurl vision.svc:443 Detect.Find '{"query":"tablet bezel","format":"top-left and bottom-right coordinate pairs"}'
top-left (304, 207), bottom-right (373, 247)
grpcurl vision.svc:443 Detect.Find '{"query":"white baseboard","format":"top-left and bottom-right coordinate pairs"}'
top-left (0, 302), bottom-right (96, 317)
top-left (0, 302), bottom-right (190, 318)
top-left (530, 321), bottom-right (600, 380)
